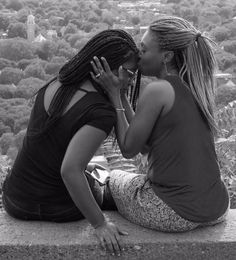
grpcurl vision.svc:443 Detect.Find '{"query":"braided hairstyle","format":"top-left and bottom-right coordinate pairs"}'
top-left (149, 16), bottom-right (218, 135)
top-left (39, 29), bottom-right (140, 134)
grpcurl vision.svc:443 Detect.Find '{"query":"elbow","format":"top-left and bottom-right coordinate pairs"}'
top-left (60, 164), bottom-right (83, 180)
top-left (120, 148), bottom-right (137, 159)
top-left (123, 153), bottom-right (134, 159)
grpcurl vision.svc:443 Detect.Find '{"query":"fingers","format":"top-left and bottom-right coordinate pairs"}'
top-left (95, 164), bottom-right (107, 170)
top-left (101, 57), bottom-right (112, 73)
top-left (90, 60), bottom-right (100, 75)
top-left (109, 234), bottom-right (121, 255)
top-left (90, 72), bottom-right (99, 83)
top-left (118, 229), bottom-right (129, 236)
top-left (99, 237), bottom-right (106, 251)
top-left (93, 56), bottom-right (104, 73)
top-left (104, 232), bottom-right (122, 256)
top-left (118, 66), bottom-right (125, 82)
top-left (95, 223), bottom-right (125, 256)
top-left (105, 236), bottom-right (116, 254)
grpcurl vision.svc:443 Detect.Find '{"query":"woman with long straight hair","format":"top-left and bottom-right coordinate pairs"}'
top-left (91, 16), bottom-right (230, 232)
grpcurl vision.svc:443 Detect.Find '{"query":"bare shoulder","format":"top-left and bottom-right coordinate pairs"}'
top-left (141, 79), bottom-right (175, 104)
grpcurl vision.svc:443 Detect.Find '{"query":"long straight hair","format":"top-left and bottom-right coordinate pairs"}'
top-left (149, 16), bottom-right (218, 135)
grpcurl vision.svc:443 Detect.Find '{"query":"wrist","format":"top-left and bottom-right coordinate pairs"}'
top-left (111, 96), bottom-right (122, 108)
top-left (93, 215), bottom-right (106, 229)
top-left (120, 88), bottom-right (128, 97)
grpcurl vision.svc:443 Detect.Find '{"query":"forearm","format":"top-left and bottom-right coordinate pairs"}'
top-left (112, 96), bottom-right (131, 157)
top-left (120, 91), bottom-right (135, 124)
top-left (62, 171), bottom-right (105, 228)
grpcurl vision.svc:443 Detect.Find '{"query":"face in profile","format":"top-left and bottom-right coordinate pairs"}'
top-left (138, 30), bottom-right (165, 77)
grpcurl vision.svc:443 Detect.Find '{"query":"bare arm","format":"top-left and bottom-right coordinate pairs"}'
top-left (120, 90), bottom-right (134, 124)
top-left (120, 90), bottom-right (150, 155)
top-left (61, 125), bottom-right (106, 227)
top-left (90, 58), bottom-right (169, 159)
top-left (61, 125), bottom-right (127, 254)
top-left (113, 83), bottom-right (166, 158)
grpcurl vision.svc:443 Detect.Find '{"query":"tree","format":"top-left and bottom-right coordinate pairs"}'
top-left (215, 49), bottom-right (236, 71)
top-left (35, 40), bottom-right (58, 61)
top-left (218, 7), bottom-right (233, 20)
top-left (0, 121), bottom-right (11, 137)
top-left (17, 58), bottom-right (35, 70)
top-left (0, 58), bottom-right (16, 70)
top-left (15, 77), bottom-right (45, 99)
top-left (7, 146), bottom-right (18, 163)
top-left (6, 0), bottom-right (23, 11)
top-left (38, 19), bottom-right (51, 30)
top-left (0, 39), bottom-right (35, 61)
top-left (81, 23), bottom-right (93, 33)
top-left (7, 22), bottom-right (27, 39)
top-left (57, 48), bottom-right (76, 60)
top-left (131, 16), bottom-right (140, 26)
top-left (16, 8), bottom-right (29, 23)
top-left (44, 62), bottom-right (62, 75)
top-left (222, 40), bottom-right (236, 55)
top-left (0, 132), bottom-right (14, 154)
top-left (14, 116), bottom-right (29, 134)
top-left (0, 16), bottom-right (10, 31)
top-left (67, 32), bottom-right (87, 47)
top-left (167, 0), bottom-right (181, 3)
top-left (94, 8), bottom-right (102, 17)
top-left (74, 38), bottom-right (89, 51)
top-left (35, 7), bottom-right (45, 17)
top-left (14, 128), bottom-right (26, 150)
top-left (63, 23), bottom-right (77, 35)
top-left (0, 84), bottom-right (16, 99)
top-left (102, 11), bottom-right (114, 29)
top-left (215, 85), bottom-right (236, 108)
top-left (50, 56), bottom-right (67, 64)
top-left (24, 63), bottom-right (46, 80)
top-left (0, 67), bottom-right (24, 85)
top-left (211, 26), bottom-right (231, 42)
top-left (225, 21), bottom-right (236, 38)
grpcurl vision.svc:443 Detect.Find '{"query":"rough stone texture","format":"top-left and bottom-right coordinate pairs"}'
top-left (0, 210), bottom-right (236, 260)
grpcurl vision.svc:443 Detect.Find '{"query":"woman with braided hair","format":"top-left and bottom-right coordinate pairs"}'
top-left (2, 29), bottom-right (140, 254)
top-left (91, 16), bottom-right (230, 232)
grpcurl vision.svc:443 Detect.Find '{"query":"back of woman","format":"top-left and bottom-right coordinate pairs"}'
top-left (5, 86), bottom-right (114, 204)
top-left (147, 75), bottom-right (228, 222)
top-left (2, 29), bottom-right (140, 256)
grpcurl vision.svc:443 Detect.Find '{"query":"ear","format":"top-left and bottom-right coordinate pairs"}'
top-left (163, 51), bottom-right (174, 63)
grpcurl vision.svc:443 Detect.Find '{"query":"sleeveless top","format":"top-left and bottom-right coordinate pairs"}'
top-left (147, 75), bottom-right (229, 222)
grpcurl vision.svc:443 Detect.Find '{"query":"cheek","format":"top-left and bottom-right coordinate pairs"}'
top-left (140, 53), bottom-right (161, 74)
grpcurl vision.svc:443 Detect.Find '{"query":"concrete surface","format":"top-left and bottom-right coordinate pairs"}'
top-left (0, 210), bottom-right (236, 260)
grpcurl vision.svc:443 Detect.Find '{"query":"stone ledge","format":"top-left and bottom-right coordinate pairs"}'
top-left (0, 210), bottom-right (236, 260)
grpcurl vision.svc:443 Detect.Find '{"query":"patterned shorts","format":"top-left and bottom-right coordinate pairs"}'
top-left (109, 170), bottom-right (229, 232)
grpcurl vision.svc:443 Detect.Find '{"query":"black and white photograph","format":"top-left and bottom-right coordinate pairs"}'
top-left (0, 0), bottom-right (235, 259)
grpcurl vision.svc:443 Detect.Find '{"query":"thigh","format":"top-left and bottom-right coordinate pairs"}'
top-left (109, 171), bottom-right (199, 232)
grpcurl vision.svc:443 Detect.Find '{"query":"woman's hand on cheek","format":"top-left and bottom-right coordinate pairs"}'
top-left (90, 57), bottom-right (126, 101)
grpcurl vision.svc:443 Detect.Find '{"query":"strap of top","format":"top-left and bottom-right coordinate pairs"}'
top-left (79, 88), bottom-right (90, 93)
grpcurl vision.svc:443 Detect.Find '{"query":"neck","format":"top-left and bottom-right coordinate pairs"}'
top-left (158, 67), bottom-right (179, 79)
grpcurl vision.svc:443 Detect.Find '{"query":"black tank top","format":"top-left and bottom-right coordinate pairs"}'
top-left (147, 75), bottom-right (229, 222)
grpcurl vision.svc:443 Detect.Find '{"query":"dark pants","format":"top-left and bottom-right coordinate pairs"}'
top-left (2, 172), bottom-right (115, 223)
